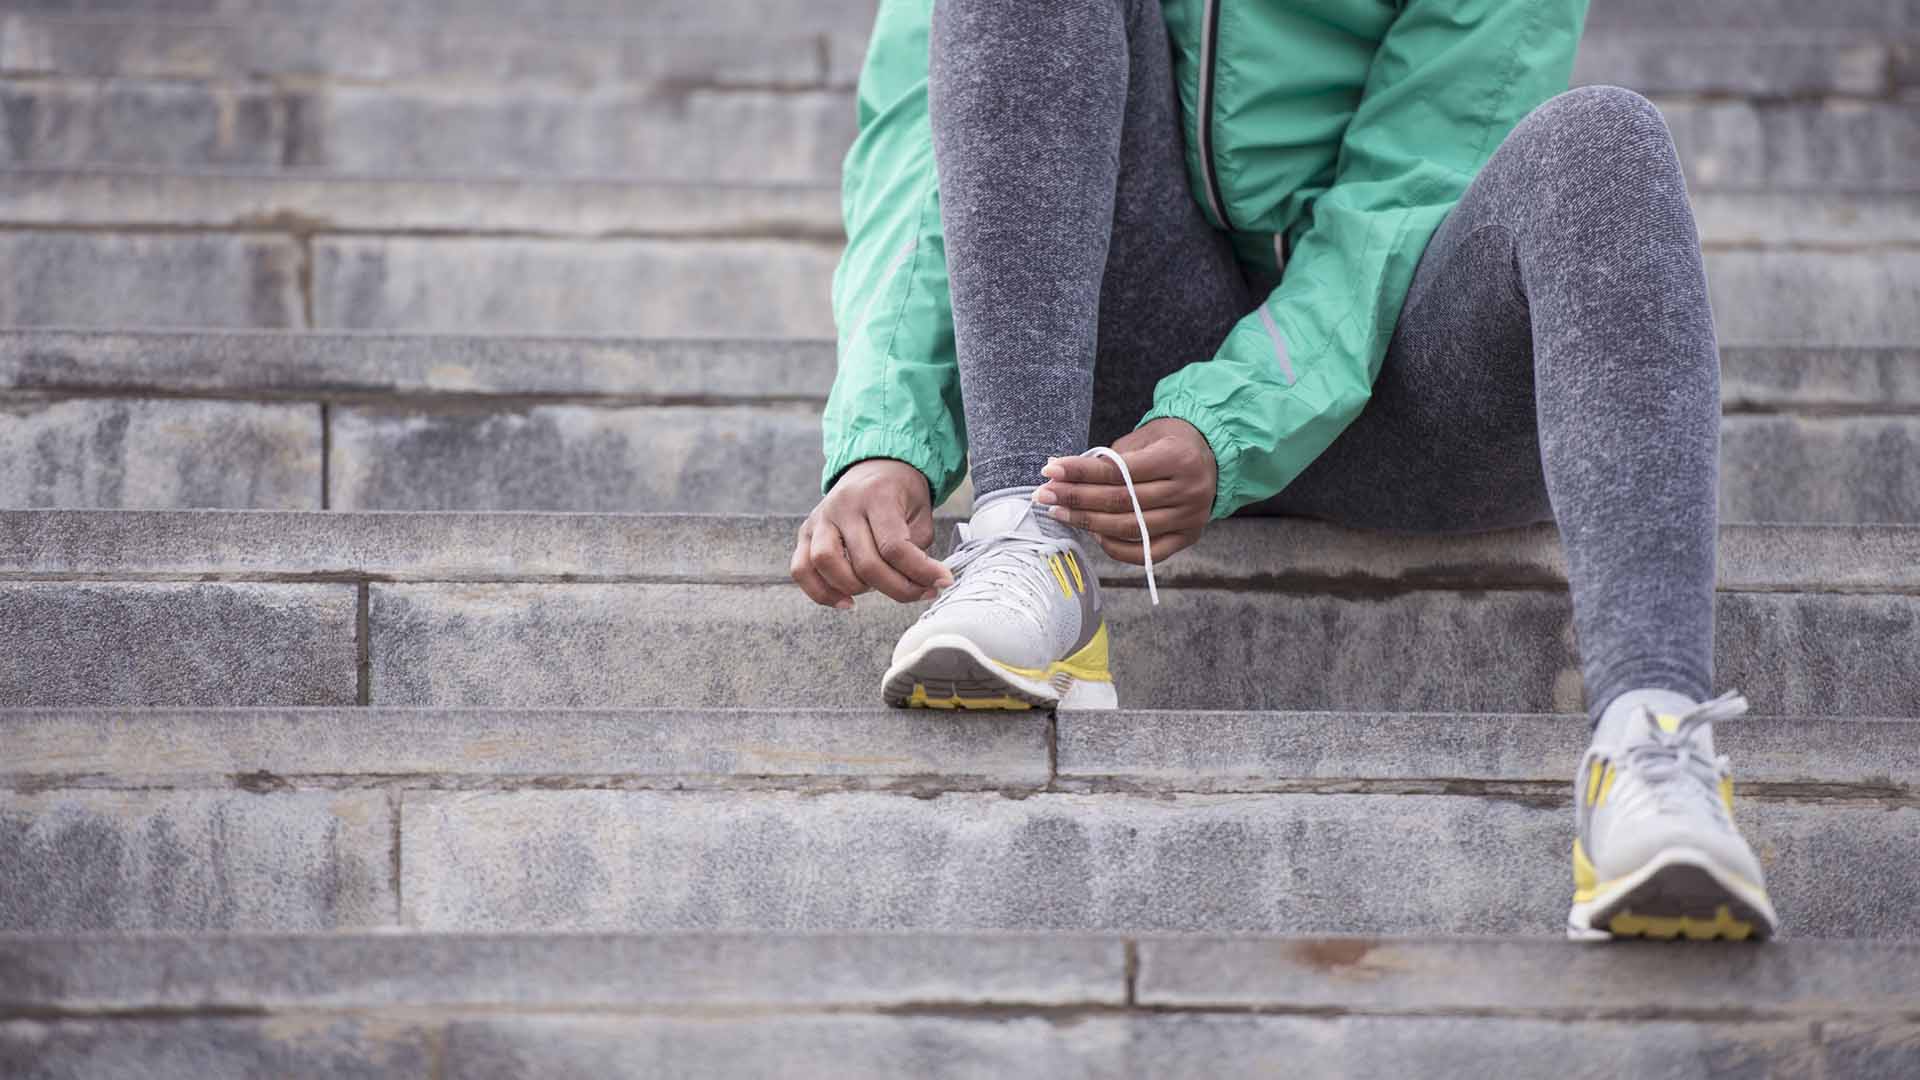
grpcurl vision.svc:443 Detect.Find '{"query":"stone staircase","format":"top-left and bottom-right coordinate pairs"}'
top-left (1, 0), bottom-right (1917, 1075)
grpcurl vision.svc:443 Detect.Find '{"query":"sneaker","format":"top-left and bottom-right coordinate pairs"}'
top-left (881, 448), bottom-right (1158, 711)
top-left (1567, 691), bottom-right (1779, 942)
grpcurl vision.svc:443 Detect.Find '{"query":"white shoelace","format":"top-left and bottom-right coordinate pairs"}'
top-left (1074, 446), bottom-right (1158, 606)
top-left (1624, 690), bottom-right (1746, 820)
top-left (925, 446), bottom-right (1161, 629)
top-left (933, 531), bottom-right (1078, 633)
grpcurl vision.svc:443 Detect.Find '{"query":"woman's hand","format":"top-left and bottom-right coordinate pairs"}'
top-left (791, 458), bottom-right (953, 609)
top-left (1037, 417), bottom-right (1216, 565)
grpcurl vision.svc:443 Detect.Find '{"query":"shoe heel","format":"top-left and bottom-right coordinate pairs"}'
top-left (1057, 678), bottom-right (1118, 711)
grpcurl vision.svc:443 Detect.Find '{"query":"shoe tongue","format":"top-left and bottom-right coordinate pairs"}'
top-left (1596, 688), bottom-right (1714, 756)
top-left (967, 487), bottom-right (1073, 543)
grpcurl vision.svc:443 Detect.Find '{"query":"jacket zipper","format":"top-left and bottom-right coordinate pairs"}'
top-left (1195, 0), bottom-right (1230, 230)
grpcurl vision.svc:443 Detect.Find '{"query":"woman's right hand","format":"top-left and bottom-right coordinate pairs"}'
top-left (791, 458), bottom-right (953, 609)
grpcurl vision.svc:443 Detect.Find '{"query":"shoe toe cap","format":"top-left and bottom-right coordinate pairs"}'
top-left (892, 608), bottom-right (1055, 671)
top-left (1598, 817), bottom-right (1767, 890)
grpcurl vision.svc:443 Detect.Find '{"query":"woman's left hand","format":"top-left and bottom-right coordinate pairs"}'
top-left (1036, 417), bottom-right (1217, 565)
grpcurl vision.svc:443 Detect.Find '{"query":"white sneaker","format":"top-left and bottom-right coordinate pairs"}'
top-left (1567, 691), bottom-right (1779, 941)
top-left (882, 449), bottom-right (1158, 711)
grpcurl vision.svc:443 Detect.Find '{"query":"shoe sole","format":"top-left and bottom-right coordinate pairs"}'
top-left (881, 633), bottom-right (1117, 711)
top-left (1567, 846), bottom-right (1778, 943)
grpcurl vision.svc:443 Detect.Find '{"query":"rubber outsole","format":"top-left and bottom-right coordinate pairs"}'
top-left (1569, 850), bottom-right (1777, 943)
top-left (881, 634), bottom-right (1116, 711)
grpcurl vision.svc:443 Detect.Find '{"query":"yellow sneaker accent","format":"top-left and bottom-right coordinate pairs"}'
top-left (906, 684), bottom-right (1034, 710)
top-left (1654, 712), bottom-right (1682, 734)
top-left (990, 621), bottom-right (1114, 685)
top-left (1572, 838), bottom-right (1598, 903)
top-left (1047, 555), bottom-right (1073, 599)
top-left (1608, 904), bottom-right (1754, 941)
top-left (1063, 550), bottom-right (1085, 593)
top-left (1720, 774), bottom-right (1736, 816)
top-left (1583, 760), bottom-right (1618, 809)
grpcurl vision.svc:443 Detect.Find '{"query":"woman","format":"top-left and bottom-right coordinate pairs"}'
top-left (790, 0), bottom-right (1774, 941)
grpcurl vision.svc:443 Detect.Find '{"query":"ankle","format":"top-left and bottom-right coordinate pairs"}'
top-left (1593, 687), bottom-right (1699, 748)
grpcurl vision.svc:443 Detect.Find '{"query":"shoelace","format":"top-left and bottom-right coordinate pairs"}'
top-left (923, 446), bottom-right (1162, 630)
top-left (1078, 446), bottom-right (1158, 606)
top-left (1624, 690), bottom-right (1747, 817)
top-left (932, 530), bottom-right (1078, 634)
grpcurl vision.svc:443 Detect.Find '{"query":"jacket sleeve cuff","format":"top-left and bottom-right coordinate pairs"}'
top-left (1137, 391), bottom-right (1246, 522)
top-left (822, 426), bottom-right (962, 505)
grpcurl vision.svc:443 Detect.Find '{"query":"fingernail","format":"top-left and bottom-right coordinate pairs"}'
top-left (920, 589), bottom-right (939, 602)
top-left (1041, 464), bottom-right (1063, 480)
top-left (936, 576), bottom-right (954, 589)
top-left (1033, 487), bottom-right (1057, 505)
top-left (835, 599), bottom-right (853, 611)
top-left (1048, 506), bottom-right (1068, 521)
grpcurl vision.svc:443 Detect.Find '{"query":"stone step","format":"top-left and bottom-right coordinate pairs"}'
top-left (0, 77), bottom-right (854, 181)
top-left (1662, 100), bottom-right (1919, 192)
top-left (0, 0), bottom-right (881, 29)
top-left (0, 169), bottom-right (844, 238)
top-left (1574, 30), bottom-right (1908, 99)
top-left (1581, 0), bottom-right (1913, 32)
top-left (2, 0), bottom-right (1903, 31)
top-left (0, 706), bottom-right (1913, 936)
top-left (1, 510), bottom-right (1916, 716)
top-left (1, 333), bottom-right (1913, 518)
top-left (0, 230), bottom-right (839, 335)
top-left (3, 392), bottom-right (1917, 520)
top-left (0, 234), bottom-right (1903, 344)
top-left (2, 13), bottom-right (1906, 101)
top-left (0, 76), bottom-right (1910, 190)
top-left (5, 169), bottom-right (1912, 251)
top-left (7, 330), bottom-right (1913, 411)
top-left (0, 14), bottom-right (864, 89)
top-left (3, 933), bottom-right (1911, 1078)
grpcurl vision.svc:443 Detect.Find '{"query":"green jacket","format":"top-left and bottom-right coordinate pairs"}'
top-left (823, 0), bottom-right (1589, 517)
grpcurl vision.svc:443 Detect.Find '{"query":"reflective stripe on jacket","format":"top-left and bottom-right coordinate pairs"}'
top-left (824, 0), bottom-right (1590, 517)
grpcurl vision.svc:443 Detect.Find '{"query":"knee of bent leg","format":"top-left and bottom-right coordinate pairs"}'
top-left (1512, 85), bottom-right (1681, 185)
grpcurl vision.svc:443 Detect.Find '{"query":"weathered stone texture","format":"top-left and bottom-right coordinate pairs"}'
top-left (1719, 347), bottom-right (1920, 411)
top-left (0, 933), bottom-right (1121, 1011)
top-left (0, 1017), bottom-right (432, 1080)
top-left (1133, 937), bottom-right (1920, 1012)
top-left (1118, 1016), bottom-right (1827, 1078)
top-left (0, 708), bottom-right (1052, 790)
top-left (312, 236), bottom-right (836, 337)
top-left (0, 232), bottom-right (301, 328)
top-left (0, 790), bottom-right (392, 930)
top-left (0, 79), bottom-right (286, 167)
top-left (1576, 33), bottom-right (1891, 97)
top-left (1666, 102), bottom-right (1918, 191)
top-left (1705, 251), bottom-right (1920, 348)
top-left (444, 1015), bottom-right (1130, 1080)
top-left (1819, 1022), bottom-right (1920, 1080)
top-left (0, 582), bottom-right (357, 705)
top-left (367, 583), bottom-right (1920, 716)
top-left (0, 398), bottom-right (319, 510)
top-left (1583, 0), bottom-right (1908, 31)
top-left (0, 169), bottom-right (846, 236)
top-left (1723, 415), bottom-right (1920, 523)
top-left (330, 403), bottom-right (824, 513)
top-left (0, 16), bottom-right (830, 87)
top-left (6, 510), bottom-right (1916, 593)
top-left (398, 790), bottom-right (1920, 938)
top-left (1054, 712), bottom-right (1920, 792)
top-left (0, 330), bottom-right (840, 400)
top-left (287, 86), bottom-right (853, 180)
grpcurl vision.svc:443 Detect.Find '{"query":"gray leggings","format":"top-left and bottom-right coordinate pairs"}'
top-left (928, 0), bottom-right (1721, 721)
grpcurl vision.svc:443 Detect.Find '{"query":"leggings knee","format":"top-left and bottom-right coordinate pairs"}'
top-left (1509, 85), bottom-right (1685, 192)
